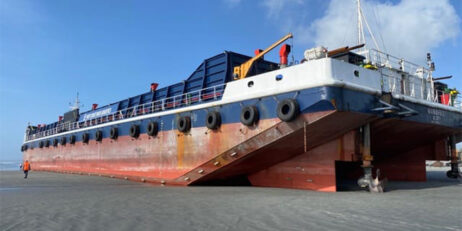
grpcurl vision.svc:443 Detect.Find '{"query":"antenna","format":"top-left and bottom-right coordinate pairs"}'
top-left (427, 53), bottom-right (435, 71)
top-left (69, 92), bottom-right (82, 111)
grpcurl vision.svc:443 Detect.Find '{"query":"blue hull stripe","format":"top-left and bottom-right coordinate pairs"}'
top-left (26, 86), bottom-right (461, 147)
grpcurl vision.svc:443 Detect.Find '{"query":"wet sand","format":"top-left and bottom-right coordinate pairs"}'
top-left (1, 168), bottom-right (461, 231)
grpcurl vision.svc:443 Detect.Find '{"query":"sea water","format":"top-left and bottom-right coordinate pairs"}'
top-left (0, 160), bottom-right (22, 171)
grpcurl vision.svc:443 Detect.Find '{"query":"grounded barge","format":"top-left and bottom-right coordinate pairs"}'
top-left (21, 33), bottom-right (461, 192)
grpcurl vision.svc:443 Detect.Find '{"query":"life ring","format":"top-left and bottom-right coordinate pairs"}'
top-left (130, 124), bottom-right (140, 138)
top-left (240, 106), bottom-right (259, 126)
top-left (82, 133), bottom-right (89, 144)
top-left (177, 116), bottom-right (191, 133)
top-left (45, 140), bottom-right (50, 147)
top-left (60, 137), bottom-right (67, 145)
top-left (69, 135), bottom-right (76, 144)
top-left (53, 139), bottom-right (58, 147)
top-left (39, 141), bottom-right (44, 148)
top-left (277, 98), bottom-right (300, 122)
top-left (95, 131), bottom-right (103, 141)
top-left (206, 111), bottom-right (221, 130)
top-left (147, 122), bottom-right (158, 137)
top-left (110, 127), bottom-right (118, 139)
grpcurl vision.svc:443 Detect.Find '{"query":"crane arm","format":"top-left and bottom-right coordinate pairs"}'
top-left (327, 44), bottom-right (365, 57)
top-left (234, 33), bottom-right (293, 79)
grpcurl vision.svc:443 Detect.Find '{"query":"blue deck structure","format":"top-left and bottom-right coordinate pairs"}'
top-left (28, 51), bottom-right (278, 137)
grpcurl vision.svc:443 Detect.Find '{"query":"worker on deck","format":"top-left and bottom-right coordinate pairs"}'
top-left (22, 160), bottom-right (31, 179)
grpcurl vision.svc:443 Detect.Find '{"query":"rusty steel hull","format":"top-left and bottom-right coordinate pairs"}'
top-left (23, 86), bottom-right (462, 191)
top-left (25, 118), bottom-right (282, 181)
top-left (24, 111), bottom-right (459, 192)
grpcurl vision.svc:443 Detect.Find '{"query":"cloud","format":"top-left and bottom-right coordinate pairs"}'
top-left (261, 0), bottom-right (304, 18)
top-left (300, 0), bottom-right (460, 63)
top-left (230, 0), bottom-right (460, 63)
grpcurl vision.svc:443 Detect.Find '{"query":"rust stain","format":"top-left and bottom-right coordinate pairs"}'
top-left (23, 108), bottom-right (459, 192)
top-left (176, 131), bottom-right (184, 168)
top-left (330, 99), bottom-right (336, 109)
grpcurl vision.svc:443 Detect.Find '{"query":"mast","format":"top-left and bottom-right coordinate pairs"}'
top-left (357, 0), bottom-right (364, 46)
top-left (356, 0), bottom-right (381, 53)
top-left (70, 93), bottom-right (81, 111)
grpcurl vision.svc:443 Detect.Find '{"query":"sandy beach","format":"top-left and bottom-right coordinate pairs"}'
top-left (1, 168), bottom-right (461, 231)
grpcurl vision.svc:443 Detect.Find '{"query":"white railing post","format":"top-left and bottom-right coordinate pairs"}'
top-left (214, 86), bottom-right (217, 100)
top-left (25, 83), bottom-right (227, 141)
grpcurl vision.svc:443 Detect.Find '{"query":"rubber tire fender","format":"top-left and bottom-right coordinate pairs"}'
top-left (95, 130), bottom-right (103, 141)
top-left (45, 140), bottom-right (50, 147)
top-left (110, 127), bottom-right (118, 140)
top-left (39, 141), bottom-right (44, 148)
top-left (177, 116), bottom-right (191, 133)
top-left (277, 98), bottom-right (300, 122)
top-left (240, 106), bottom-right (259, 126)
top-left (60, 137), bottom-right (67, 145)
top-left (69, 135), bottom-right (76, 144)
top-left (130, 124), bottom-right (140, 138)
top-left (446, 170), bottom-right (459, 179)
top-left (206, 111), bottom-right (221, 130)
top-left (53, 139), bottom-right (58, 147)
top-left (82, 133), bottom-right (89, 144)
top-left (147, 122), bottom-right (158, 137)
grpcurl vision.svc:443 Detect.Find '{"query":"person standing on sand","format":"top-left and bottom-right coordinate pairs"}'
top-left (22, 160), bottom-right (31, 179)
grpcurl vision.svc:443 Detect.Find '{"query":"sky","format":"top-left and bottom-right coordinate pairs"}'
top-left (1, 0), bottom-right (461, 161)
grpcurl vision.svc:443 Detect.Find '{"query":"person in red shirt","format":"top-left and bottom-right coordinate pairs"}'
top-left (23, 160), bottom-right (31, 179)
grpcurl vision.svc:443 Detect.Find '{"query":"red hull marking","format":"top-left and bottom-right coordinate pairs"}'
top-left (188, 111), bottom-right (371, 191)
top-left (248, 131), bottom-right (358, 192)
top-left (23, 107), bottom-right (459, 191)
top-left (182, 110), bottom-right (343, 184)
top-left (374, 140), bottom-right (449, 181)
top-left (369, 117), bottom-right (455, 181)
top-left (370, 118), bottom-right (455, 159)
top-left (24, 118), bottom-right (281, 181)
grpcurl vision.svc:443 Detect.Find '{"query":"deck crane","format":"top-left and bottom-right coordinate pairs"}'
top-left (233, 33), bottom-right (293, 80)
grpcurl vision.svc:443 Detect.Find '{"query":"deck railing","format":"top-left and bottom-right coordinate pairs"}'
top-left (26, 84), bottom-right (226, 141)
top-left (358, 49), bottom-right (431, 77)
top-left (379, 70), bottom-right (433, 101)
top-left (358, 49), bottom-right (461, 110)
